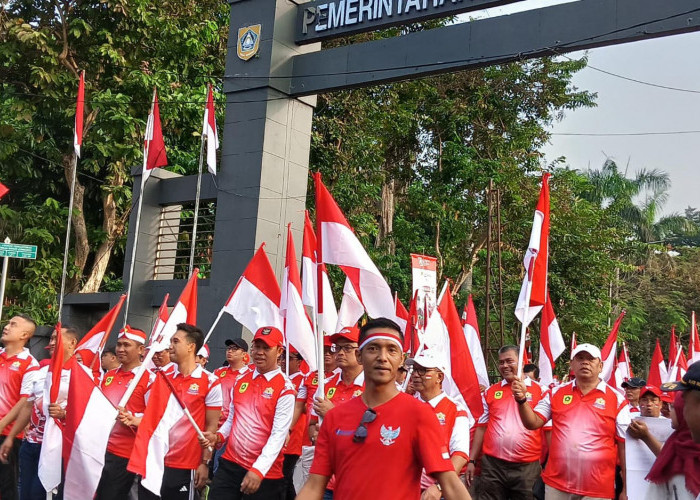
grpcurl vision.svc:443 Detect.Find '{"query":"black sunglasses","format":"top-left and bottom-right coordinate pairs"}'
top-left (353, 408), bottom-right (377, 443)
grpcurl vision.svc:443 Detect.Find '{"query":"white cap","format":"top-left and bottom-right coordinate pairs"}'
top-left (406, 350), bottom-right (447, 372)
top-left (571, 343), bottom-right (602, 360)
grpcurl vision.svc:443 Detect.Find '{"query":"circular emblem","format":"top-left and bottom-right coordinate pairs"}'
top-left (563, 395), bottom-right (573, 405)
top-left (311, 375), bottom-right (318, 386)
top-left (104, 376), bottom-right (114, 387)
top-left (494, 391), bottom-right (503, 400)
top-left (326, 387), bottom-right (336, 399)
top-left (219, 370), bottom-right (227, 378)
top-left (239, 382), bottom-right (249, 393)
top-left (353, 389), bottom-right (362, 398)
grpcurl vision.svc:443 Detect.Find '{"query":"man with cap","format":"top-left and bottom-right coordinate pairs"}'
top-left (95, 325), bottom-right (151, 500)
top-left (626, 385), bottom-right (669, 461)
top-left (101, 347), bottom-right (120, 373)
top-left (662, 360), bottom-right (700, 443)
top-left (197, 344), bottom-right (210, 368)
top-left (207, 326), bottom-right (295, 499)
top-left (621, 377), bottom-right (646, 414)
top-left (467, 345), bottom-right (545, 500)
top-left (407, 351), bottom-right (471, 500)
top-left (215, 338), bottom-right (250, 425)
top-left (151, 344), bottom-right (176, 375)
top-left (514, 343), bottom-right (631, 500)
top-left (297, 317), bottom-right (471, 500)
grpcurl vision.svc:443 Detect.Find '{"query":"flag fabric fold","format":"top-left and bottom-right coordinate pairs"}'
top-left (647, 339), bottom-right (667, 388)
top-left (39, 326), bottom-right (66, 492)
top-left (335, 277), bottom-right (365, 332)
top-left (281, 225), bottom-right (317, 371)
top-left (143, 89), bottom-right (168, 181)
top-left (538, 294), bottom-right (565, 387)
top-left (601, 311), bottom-right (625, 383)
top-left (149, 293), bottom-right (171, 346)
top-left (0, 181), bottom-right (8, 200)
top-left (462, 296), bottom-right (489, 388)
top-left (75, 294), bottom-right (127, 369)
top-left (690, 311), bottom-right (700, 364)
top-left (202, 85), bottom-right (219, 175)
top-left (74, 71), bottom-right (85, 158)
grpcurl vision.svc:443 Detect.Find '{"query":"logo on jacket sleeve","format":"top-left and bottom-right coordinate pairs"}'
top-left (262, 387), bottom-right (274, 399)
top-left (380, 425), bottom-right (400, 446)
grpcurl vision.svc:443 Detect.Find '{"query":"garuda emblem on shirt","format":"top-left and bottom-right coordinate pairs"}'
top-left (380, 425), bottom-right (400, 446)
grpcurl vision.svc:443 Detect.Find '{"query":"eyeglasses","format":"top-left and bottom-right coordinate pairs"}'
top-left (226, 346), bottom-right (244, 352)
top-left (411, 366), bottom-right (437, 376)
top-left (331, 344), bottom-right (358, 353)
top-left (353, 408), bottom-right (377, 443)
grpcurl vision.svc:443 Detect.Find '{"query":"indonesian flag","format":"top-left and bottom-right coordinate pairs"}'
top-left (538, 295), bottom-right (565, 387)
top-left (202, 85), bottom-right (219, 175)
top-left (223, 244), bottom-right (283, 332)
top-left (462, 296), bottom-right (489, 388)
top-left (620, 341), bottom-right (633, 379)
top-left (74, 71), bottom-right (85, 158)
top-left (127, 374), bottom-right (185, 495)
top-left (314, 173), bottom-right (402, 327)
top-left (669, 326), bottom-right (678, 370)
top-left (668, 333), bottom-right (688, 382)
top-left (647, 338), bottom-right (667, 387)
top-left (149, 293), bottom-right (170, 346)
top-left (39, 324), bottom-right (65, 492)
top-left (422, 285), bottom-right (484, 419)
top-left (515, 173), bottom-right (551, 327)
top-left (691, 311), bottom-right (700, 364)
top-left (610, 343), bottom-right (632, 391)
top-left (570, 331), bottom-right (577, 358)
top-left (281, 225), bottom-right (317, 371)
top-left (602, 311), bottom-right (625, 383)
top-left (75, 294), bottom-right (126, 369)
top-left (335, 277), bottom-right (365, 332)
top-left (143, 88), bottom-right (168, 181)
top-left (62, 360), bottom-right (118, 500)
top-left (403, 291), bottom-right (420, 354)
top-left (150, 271), bottom-right (197, 351)
top-left (302, 211), bottom-right (338, 336)
top-left (0, 181), bottom-right (8, 200)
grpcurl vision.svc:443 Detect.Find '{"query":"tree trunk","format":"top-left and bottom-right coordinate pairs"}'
top-left (63, 153), bottom-right (89, 292)
top-left (376, 178), bottom-right (396, 254)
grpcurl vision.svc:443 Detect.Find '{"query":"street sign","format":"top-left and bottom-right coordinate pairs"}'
top-left (0, 243), bottom-right (37, 260)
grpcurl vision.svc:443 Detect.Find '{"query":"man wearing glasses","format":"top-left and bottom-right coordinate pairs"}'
top-left (297, 318), bottom-right (471, 500)
top-left (408, 351), bottom-right (471, 500)
top-left (214, 339), bottom-right (250, 426)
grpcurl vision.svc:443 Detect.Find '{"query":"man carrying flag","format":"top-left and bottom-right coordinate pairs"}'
top-left (208, 327), bottom-right (295, 499)
top-left (95, 326), bottom-right (150, 500)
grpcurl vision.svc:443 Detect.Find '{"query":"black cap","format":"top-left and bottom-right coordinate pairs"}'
top-left (661, 361), bottom-right (700, 392)
top-left (225, 338), bottom-right (249, 351)
top-left (621, 377), bottom-right (646, 388)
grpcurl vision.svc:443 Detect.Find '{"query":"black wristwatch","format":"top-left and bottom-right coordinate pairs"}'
top-left (515, 396), bottom-right (528, 405)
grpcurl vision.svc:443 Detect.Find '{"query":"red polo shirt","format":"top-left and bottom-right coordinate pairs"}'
top-left (285, 371), bottom-right (307, 456)
top-left (214, 365), bottom-right (249, 426)
top-left (0, 348), bottom-right (39, 438)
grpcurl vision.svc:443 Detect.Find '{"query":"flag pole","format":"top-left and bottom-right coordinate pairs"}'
top-left (202, 307), bottom-right (226, 346)
top-left (188, 85), bottom-right (208, 278)
top-left (157, 370), bottom-right (212, 452)
top-left (88, 294), bottom-right (127, 371)
top-left (123, 87), bottom-right (156, 327)
top-left (315, 261), bottom-right (325, 400)
top-left (517, 271), bottom-right (535, 379)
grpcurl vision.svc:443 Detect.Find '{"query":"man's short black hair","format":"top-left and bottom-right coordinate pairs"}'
top-left (177, 323), bottom-right (204, 353)
top-left (523, 363), bottom-right (539, 379)
top-left (16, 313), bottom-right (37, 335)
top-left (102, 346), bottom-right (117, 357)
top-left (61, 325), bottom-right (81, 343)
top-left (358, 318), bottom-right (404, 347)
top-left (498, 345), bottom-right (519, 357)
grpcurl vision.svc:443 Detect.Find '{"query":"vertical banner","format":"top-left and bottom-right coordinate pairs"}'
top-left (410, 254), bottom-right (437, 328)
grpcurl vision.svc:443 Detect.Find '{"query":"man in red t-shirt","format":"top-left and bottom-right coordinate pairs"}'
top-left (207, 326), bottom-right (295, 500)
top-left (0, 314), bottom-right (39, 500)
top-left (467, 345), bottom-right (544, 500)
top-left (282, 347), bottom-right (307, 499)
top-left (515, 343), bottom-right (631, 500)
top-left (297, 318), bottom-right (471, 500)
top-left (95, 325), bottom-right (150, 500)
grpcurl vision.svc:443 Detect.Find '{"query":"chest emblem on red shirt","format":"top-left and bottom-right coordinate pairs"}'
top-left (219, 370), bottom-right (227, 378)
top-left (379, 425), bottom-right (400, 446)
top-left (239, 382), bottom-right (249, 393)
top-left (352, 390), bottom-right (362, 398)
top-left (104, 376), bottom-right (114, 386)
top-left (494, 391), bottom-right (503, 400)
top-left (436, 412), bottom-right (446, 425)
top-left (10, 361), bottom-right (21, 371)
top-left (563, 395), bottom-right (573, 405)
top-left (262, 387), bottom-right (274, 399)
top-left (593, 397), bottom-right (606, 409)
top-left (187, 383), bottom-right (200, 395)
top-left (326, 387), bottom-right (336, 399)
top-left (312, 375), bottom-right (318, 385)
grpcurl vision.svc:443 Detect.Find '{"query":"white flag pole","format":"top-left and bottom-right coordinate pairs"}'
top-left (202, 307), bottom-right (226, 346)
top-left (517, 274), bottom-right (534, 379)
top-left (188, 84), bottom-right (209, 278)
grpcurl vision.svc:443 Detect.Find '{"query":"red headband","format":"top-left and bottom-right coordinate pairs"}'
top-left (359, 331), bottom-right (403, 350)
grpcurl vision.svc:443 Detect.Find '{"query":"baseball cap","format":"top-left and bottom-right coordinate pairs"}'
top-left (117, 325), bottom-right (147, 344)
top-left (639, 385), bottom-right (662, 399)
top-left (571, 343), bottom-right (602, 360)
top-left (621, 377), bottom-right (646, 389)
top-left (330, 325), bottom-right (360, 344)
top-left (406, 351), bottom-right (445, 372)
top-left (197, 344), bottom-right (210, 358)
top-left (253, 326), bottom-right (285, 348)
top-left (225, 338), bottom-right (249, 351)
top-left (661, 361), bottom-right (700, 392)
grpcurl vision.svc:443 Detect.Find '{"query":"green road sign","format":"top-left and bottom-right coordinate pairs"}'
top-left (0, 243), bottom-right (37, 260)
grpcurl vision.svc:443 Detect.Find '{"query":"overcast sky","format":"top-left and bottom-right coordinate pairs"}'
top-left (476, 1), bottom-right (700, 216)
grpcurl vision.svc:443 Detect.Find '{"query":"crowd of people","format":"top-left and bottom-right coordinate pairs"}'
top-left (1, 313), bottom-right (700, 500)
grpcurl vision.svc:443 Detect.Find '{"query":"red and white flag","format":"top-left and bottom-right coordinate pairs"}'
top-left (75, 294), bottom-right (126, 369)
top-left (302, 211), bottom-right (338, 336)
top-left (149, 293), bottom-right (170, 346)
top-left (602, 311), bottom-right (625, 383)
top-left (647, 338), bottom-right (667, 387)
top-left (143, 88), bottom-right (168, 181)
top-left (667, 329), bottom-right (688, 382)
top-left (314, 173), bottom-right (402, 328)
top-left (395, 295), bottom-right (409, 334)
top-left (127, 373), bottom-right (185, 495)
top-left (74, 71), bottom-right (85, 158)
top-left (403, 291), bottom-right (421, 355)
top-left (39, 324), bottom-right (65, 492)
top-left (690, 311), bottom-right (700, 364)
top-left (515, 173), bottom-right (551, 327)
top-left (462, 296), bottom-right (489, 388)
top-left (619, 341), bottom-right (633, 380)
top-left (223, 244), bottom-right (282, 332)
top-left (0, 181), bottom-right (8, 200)
top-left (62, 360), bottom-right (118, 500)
top-left (570, 331), bottom-right (577, 358)
top-left (538, 295), bottom-right (565, 387)
top-left (669, 326), bottom-right (678, 370)
top-left (281, 225), bottom-right (317, 371)
top-left (335, 277), bottom-right (365, 332)
top-left (423, 285), bottom-right (484, 419)
top-left (202, 85), bottom-right (219, 175)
